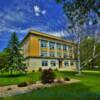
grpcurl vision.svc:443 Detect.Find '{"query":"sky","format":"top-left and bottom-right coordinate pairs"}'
top-left (0, 0), bottom-right (68, 51)
top-left (0, 0), bottom-right (99, 51)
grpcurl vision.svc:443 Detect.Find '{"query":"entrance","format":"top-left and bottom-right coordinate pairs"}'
top-left (59, 60), bottom-right (63, 68)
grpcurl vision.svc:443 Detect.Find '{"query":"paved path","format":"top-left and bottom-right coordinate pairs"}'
top-left (0, 79), bottom-right (80, 98)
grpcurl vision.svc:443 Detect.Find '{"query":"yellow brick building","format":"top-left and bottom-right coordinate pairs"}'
top-left (21, 30), bottom-right (78, 71)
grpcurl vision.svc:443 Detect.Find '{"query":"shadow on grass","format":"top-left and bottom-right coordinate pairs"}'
top-left (0, 73), bottom-right (27, 78)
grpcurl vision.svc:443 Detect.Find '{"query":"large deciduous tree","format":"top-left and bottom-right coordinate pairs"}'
top-left (56, 0), bottom-right (100, 74)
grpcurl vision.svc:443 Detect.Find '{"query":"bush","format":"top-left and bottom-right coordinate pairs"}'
top-left (41, 68), bottom-right (55, 84)
top-left (38, 67), bottom-right (42, 72)
top-left (7, 87), bottom-right (12, 91)
top-left (17, 82), bottom-right (28, 87)
top-left (32, 70), bottom-right (35, 72)
top-left (54, 68), bottom-right (58, 71)
top-left (64, 77), bottom-right (70, 81)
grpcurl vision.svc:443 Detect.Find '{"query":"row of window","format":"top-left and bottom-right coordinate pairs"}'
top-left (40, 40), bottom-right (73, 50)
top-left (41, 51), bottom-right (73, 58)
top-left (42, 61), bottom-right (74, 67)
top-left (42, 61), bottom-right (56, 67)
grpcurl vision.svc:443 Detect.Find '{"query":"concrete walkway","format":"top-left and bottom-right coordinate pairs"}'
top-left (0, 79), bottom-right (80, 98)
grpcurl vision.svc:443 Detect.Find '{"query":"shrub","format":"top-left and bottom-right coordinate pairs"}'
top-left (54, 68), bottom-right (58, 71)
top-left (41, 69), bottom-right (55, 84)
top-left (32, 70), bottom-right (35, 72)
top-left (64, 77), bottom-right (70, 81)
top-left (7, 88), bottom-right (12, 91)
top-left (38, 67), bottom-right (42, 72)
top-left (17, 82), bottom-right (28, 87)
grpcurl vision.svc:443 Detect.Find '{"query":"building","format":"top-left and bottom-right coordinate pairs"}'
top-left (21, 30), bottom-right (78, 71)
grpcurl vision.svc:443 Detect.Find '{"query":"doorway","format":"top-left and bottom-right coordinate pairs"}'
top-left (59, 60), bottom-right (62, 68)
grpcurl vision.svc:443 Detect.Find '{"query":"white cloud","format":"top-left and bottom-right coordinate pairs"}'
top-left (41, 10), bottom-right (46, 15)
top-left (33, 5), bottom-right (46, 16)
top-left (35, 12), bottom-right (40, 16)
top-left (34, 5), bottom-right (41, 13)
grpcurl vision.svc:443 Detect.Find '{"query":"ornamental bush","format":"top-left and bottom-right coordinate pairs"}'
top-left (41, 68), bottom-right (55, 84)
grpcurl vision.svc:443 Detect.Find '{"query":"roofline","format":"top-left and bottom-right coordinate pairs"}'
top-left (20, 30), bottom-right (77, 46)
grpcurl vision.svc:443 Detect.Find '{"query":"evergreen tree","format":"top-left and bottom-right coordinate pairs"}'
top-left (8, 32), bottom-right (26, 75)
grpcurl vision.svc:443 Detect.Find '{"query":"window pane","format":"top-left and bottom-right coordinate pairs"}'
top-left (41, 40), bottom-right (47, 48)
top-left (42, 61), bottom-right (48, 66)
top-left (50, 52), bottom-right (55, 57)
top-left (41, 51), bottom-right (47, 57)
top-left (49, 42), bottom-right (55, 49)
top-left (51, 61), bottom-right (56, 67)
top-left (64, 61), bottom-right (69, 66)
top-left (57, 44), bottom-right (61, 50)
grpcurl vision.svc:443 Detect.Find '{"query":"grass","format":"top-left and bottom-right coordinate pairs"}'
top-left (0, 71), bottom-right (100, 100)
top-left (0, 72), bottom-right (41, 86)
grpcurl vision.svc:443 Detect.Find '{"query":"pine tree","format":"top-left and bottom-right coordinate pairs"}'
top-left (8, 32), bottom-right (26, 75)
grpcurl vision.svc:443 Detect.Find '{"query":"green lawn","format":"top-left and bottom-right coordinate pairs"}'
top-left (0, 71), bottom-right (100, 100)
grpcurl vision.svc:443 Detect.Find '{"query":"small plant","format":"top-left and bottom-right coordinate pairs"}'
top-left (32, 70), bottom-right (35, 72)
top-left (64, 77), bottom-right (70, 81)
top-left (38, 67), bottom-right (42, 72)
top-left (7, 87), bottom-right (12, 91)
top-left (54, 68), bottom-right (58, 71)
top-left (17, 82), bottom-right (28, 87)
top-left (41, 69), bottom-right (55, 84)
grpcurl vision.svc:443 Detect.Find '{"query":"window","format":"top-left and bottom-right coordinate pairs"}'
top-left (63, 45), bottom-right (68, 50)
top-left (41, 40), bottom-right (47, 48)
top-left (50, 52), bottom-right (55, 57)
top-left (57, 52), bottom-right (62, 57)
top-left (64, 61), bottom-right (69, 66)
top-left (49, 42), bottom-right (55, 49)
top-left (42, 61), bottom-right (48, 66)
top-left (69, 54), bottom-right (73, 58)
top-left (68, 46), bottom-right (72, 51)
top-left (51, 61), bottom-right (56, 67)
top-left (57, 44), bottom-right (61, 50)
top-left (63, 53), bottom-right (68, 58)
top-left (41, 51), bottom-right (47, 57)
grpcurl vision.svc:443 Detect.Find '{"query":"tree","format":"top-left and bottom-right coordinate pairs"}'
top-left (56, 0), bottom-right (100, 74)
top-left (0, 50), bottom-right (9, 72)
top-left (7, 32), bottom-right (26, 75)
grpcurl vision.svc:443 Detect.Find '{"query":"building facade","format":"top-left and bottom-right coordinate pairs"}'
top-left (21, 31), bottom-right (78, 71)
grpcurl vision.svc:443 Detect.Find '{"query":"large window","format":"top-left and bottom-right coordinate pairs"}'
top-left (41, 51), bottom-right (47, 57)
top-left (41, 40), bottom-right (47, 48)
top-left (57, 52), bottom-right (62, 57)
top-left (49, 42), bottom-right (55, 50)
top-left (57, 44), bottom-right (62, 50)
top-left (51, 61), bottom-right (56, 67)
top-left (69, 54), bottom-right (73, 58)
top-left (50, 52), bottom-right (55, 57)
top-left (63, 53), bottom-right (68, 58)
top-left (42, 61), bottom-right (48, 66)
top-left (64, 61), bottom-right (69, 66)
top-left (63, 45), bottom-right (68, 50)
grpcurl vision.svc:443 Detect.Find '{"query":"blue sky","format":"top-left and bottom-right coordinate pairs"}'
top-left (0, 0), bottom-right (68, 51)
top-left (0, 0), bottom-right (100, 51)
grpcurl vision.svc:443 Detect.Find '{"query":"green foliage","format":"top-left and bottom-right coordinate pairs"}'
top-left (1, 71), bottom-right (100, 100)
top-left (0, 32), bottom-right (27, 75)
top-left (80, 37), bottom-right (100, 69)
top-left (41, 69), bottom-right (55, 84)
top-left (0, 51), bottom-right (9, 71)
top-left (7, 32), bottom-right (27, 74)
